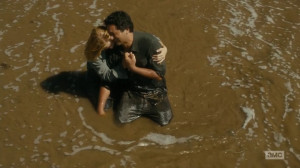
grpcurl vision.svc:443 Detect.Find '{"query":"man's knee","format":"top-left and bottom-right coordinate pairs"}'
top-left (157, 110), bottom-right (173, 126)
top-left (118, 114), bottom-right (140, 124)
top-left (117, 107), bottom-right (141, 124)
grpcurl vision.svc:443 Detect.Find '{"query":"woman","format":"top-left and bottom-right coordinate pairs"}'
top-left (84, 26), bottom-right (167, 115)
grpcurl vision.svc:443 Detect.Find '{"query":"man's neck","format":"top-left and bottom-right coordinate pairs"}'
top-left (123, 32), bottom-right (133, 51)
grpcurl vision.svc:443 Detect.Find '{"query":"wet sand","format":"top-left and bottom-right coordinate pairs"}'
top-left (0, 0), bottom-right (300, 167)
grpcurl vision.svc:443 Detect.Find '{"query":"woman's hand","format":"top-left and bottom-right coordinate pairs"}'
top-left (152, 41), bottom-right (167, 64)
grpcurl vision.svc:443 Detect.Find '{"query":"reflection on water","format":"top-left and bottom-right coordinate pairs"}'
top-left (0, 0), bottom-right (299, 167)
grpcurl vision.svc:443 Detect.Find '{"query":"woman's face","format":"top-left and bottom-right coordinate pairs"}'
top-left (97, 30), bottom-right (114, 49)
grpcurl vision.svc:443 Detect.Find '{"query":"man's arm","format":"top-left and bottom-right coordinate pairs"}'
top-left (124, 52), bottom-right (162, 80)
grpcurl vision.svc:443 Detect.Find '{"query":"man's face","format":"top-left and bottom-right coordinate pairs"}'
top-left (106, 24), bottom-right (129, 46)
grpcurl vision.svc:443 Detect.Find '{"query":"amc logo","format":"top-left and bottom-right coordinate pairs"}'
top-left (264, 151), bottom-right (284, 160)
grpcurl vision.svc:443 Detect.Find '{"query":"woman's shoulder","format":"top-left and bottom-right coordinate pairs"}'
top-left (100, 50), bottom-right (109, 59)
top-left (98, 48), bottom-right (122, 67)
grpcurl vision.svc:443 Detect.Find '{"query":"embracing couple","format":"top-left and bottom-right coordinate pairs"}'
top-left (85, 11), bottom-right (172, 126)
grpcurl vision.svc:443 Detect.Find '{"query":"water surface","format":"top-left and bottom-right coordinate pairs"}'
top-left (0, 0), bottom-right (299, 167)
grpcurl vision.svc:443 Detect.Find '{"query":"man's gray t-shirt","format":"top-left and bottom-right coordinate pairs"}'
top-left (128, 31), bottom-right (167, 92)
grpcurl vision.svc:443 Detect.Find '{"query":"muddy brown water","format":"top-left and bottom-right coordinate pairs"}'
top-left (0, 0), bottom-right (299, 167)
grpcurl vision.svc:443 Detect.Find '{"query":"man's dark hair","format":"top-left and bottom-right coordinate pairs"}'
top-left (104, 11), bottom-right (134, 32)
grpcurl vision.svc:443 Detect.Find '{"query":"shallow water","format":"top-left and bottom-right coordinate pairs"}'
top-left (0, 0), bottom-right (299, 167)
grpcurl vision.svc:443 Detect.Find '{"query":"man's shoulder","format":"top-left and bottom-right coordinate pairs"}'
top-left (133, 31), bottom-right (160, 50)
top-left (134, 31), bottom-right (156, 41)
top-left (134, 31), bottom-right (150, 36)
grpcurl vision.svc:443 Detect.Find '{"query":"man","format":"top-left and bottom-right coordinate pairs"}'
top-left (104, 11), bottom-right (173, 126)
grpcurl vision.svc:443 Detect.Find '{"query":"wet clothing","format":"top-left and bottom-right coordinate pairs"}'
top-left (85, 32), bottom-right (173, 125)
top-left (116, 31), bottom-right (173, 126)
top-left (117, 89), bottom-right (172, 126)
top-left (127, 31), bottom-right (167, 92)
top-left (87, 50), bottom-right (127, 82)
top-left (85, 49), bottom-right (126, 109)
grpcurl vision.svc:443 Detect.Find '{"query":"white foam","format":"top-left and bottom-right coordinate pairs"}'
top-left (0, 30), bottom-right (7, 41)
top-left (3, 82), bottom-right (19, 92)
top-left (117, 141), bottom-right (135, 145)
top-left (52, 13), bottom-right (64, 41)
top-left (80, 62), bottom-right (87, 68)
top-left (93, 19), bottom-right (103, 27)
top-left (93, 145), bottom-right (120, 155)
top-left (65, 145), bottom-right (92, 155)
top-left (284, 81), bottom-right (293, 92)
top-left (261, 102), bottom-right (268, 114)
top-left (246, 128), bottom-right (255, 138)
top-left (89, 0), bottom-right (97, 9)
top-left (223, 24), bottom-right (244, 36)
top-left (46, 4), bottom-right (60, 10)
top-left (4, 42), bottom-right (25, 57)
top-left (31, 62), bottom-right (40, 72)
top-left (77, 134), bottom-right (85, 138)
top-left (283, 94), bottom-right (294, 119)
top-left (0, 30), bottom-right (5, 36)
top-left (24, 0), bottom-right (38, 11)
top-left (19, 157), bottom-right (25, 162)
top-left (70, 44), bottom-right (81, 53)
top-left (91, 136), bottom-right (97, 142)
top-left (34, 135), bottom-right (43, 144)
top-left (266, 15), bottom-right (275, 24)
top-left (89, 9), bottom-right (103, 17)
top-left (50, 67), bottom-right (60, 73)
top-left (242, 1), bottom-right (258, 29)
top-left (289, 148), bottom-right (300, 161)
top-left (70, 41), bottom-right (85, 53)
top-left (39, 44), bottom-right (53, 54)
top-left (141, 132), bottom-right (199, 146)
top-left (20, 134), bottom-right (26, 140)
top-left (120, 155), bottom-right (136, 167)
top-left (64, 145), bottom-right (120, 156)
top-left (60, 131), bottom-right (67, 137)
top-left (77, 106), bottom-right (115, 145)
top-left (15, 71), bottom-right (28, 82)
top-left (241, 107), bottom-right (255, 129)
top-left (66, 120), bottom-right (71, 126)
top-left (241, 51), bottom-right (253, 61)
top-left (207, 55), bottom-right (221, 67)
top-left (258, 65), bottom-right (267, 69)
top-left (273, 132), bottom-right (286, 147)
top-left (13, 53), bottom-right (34, 70)
top-left (43, 138), bottom-right (52, 143)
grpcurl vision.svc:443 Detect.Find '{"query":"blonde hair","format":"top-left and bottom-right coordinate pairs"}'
top-left (84, 26), bottom-right (108, 61)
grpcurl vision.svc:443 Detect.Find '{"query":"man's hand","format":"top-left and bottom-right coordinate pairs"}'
top-left (124, 51), bottom-right (162, 80)
top-left (123, 52), bottom-right (136, 70)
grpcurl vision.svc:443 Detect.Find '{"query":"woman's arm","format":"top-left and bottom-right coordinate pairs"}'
top-left (152, 40), bottom-right (167, 64)
top-left (87, 52), bottom-right (128, 82)
top-left (152, 35), bottom-right (167, 64)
